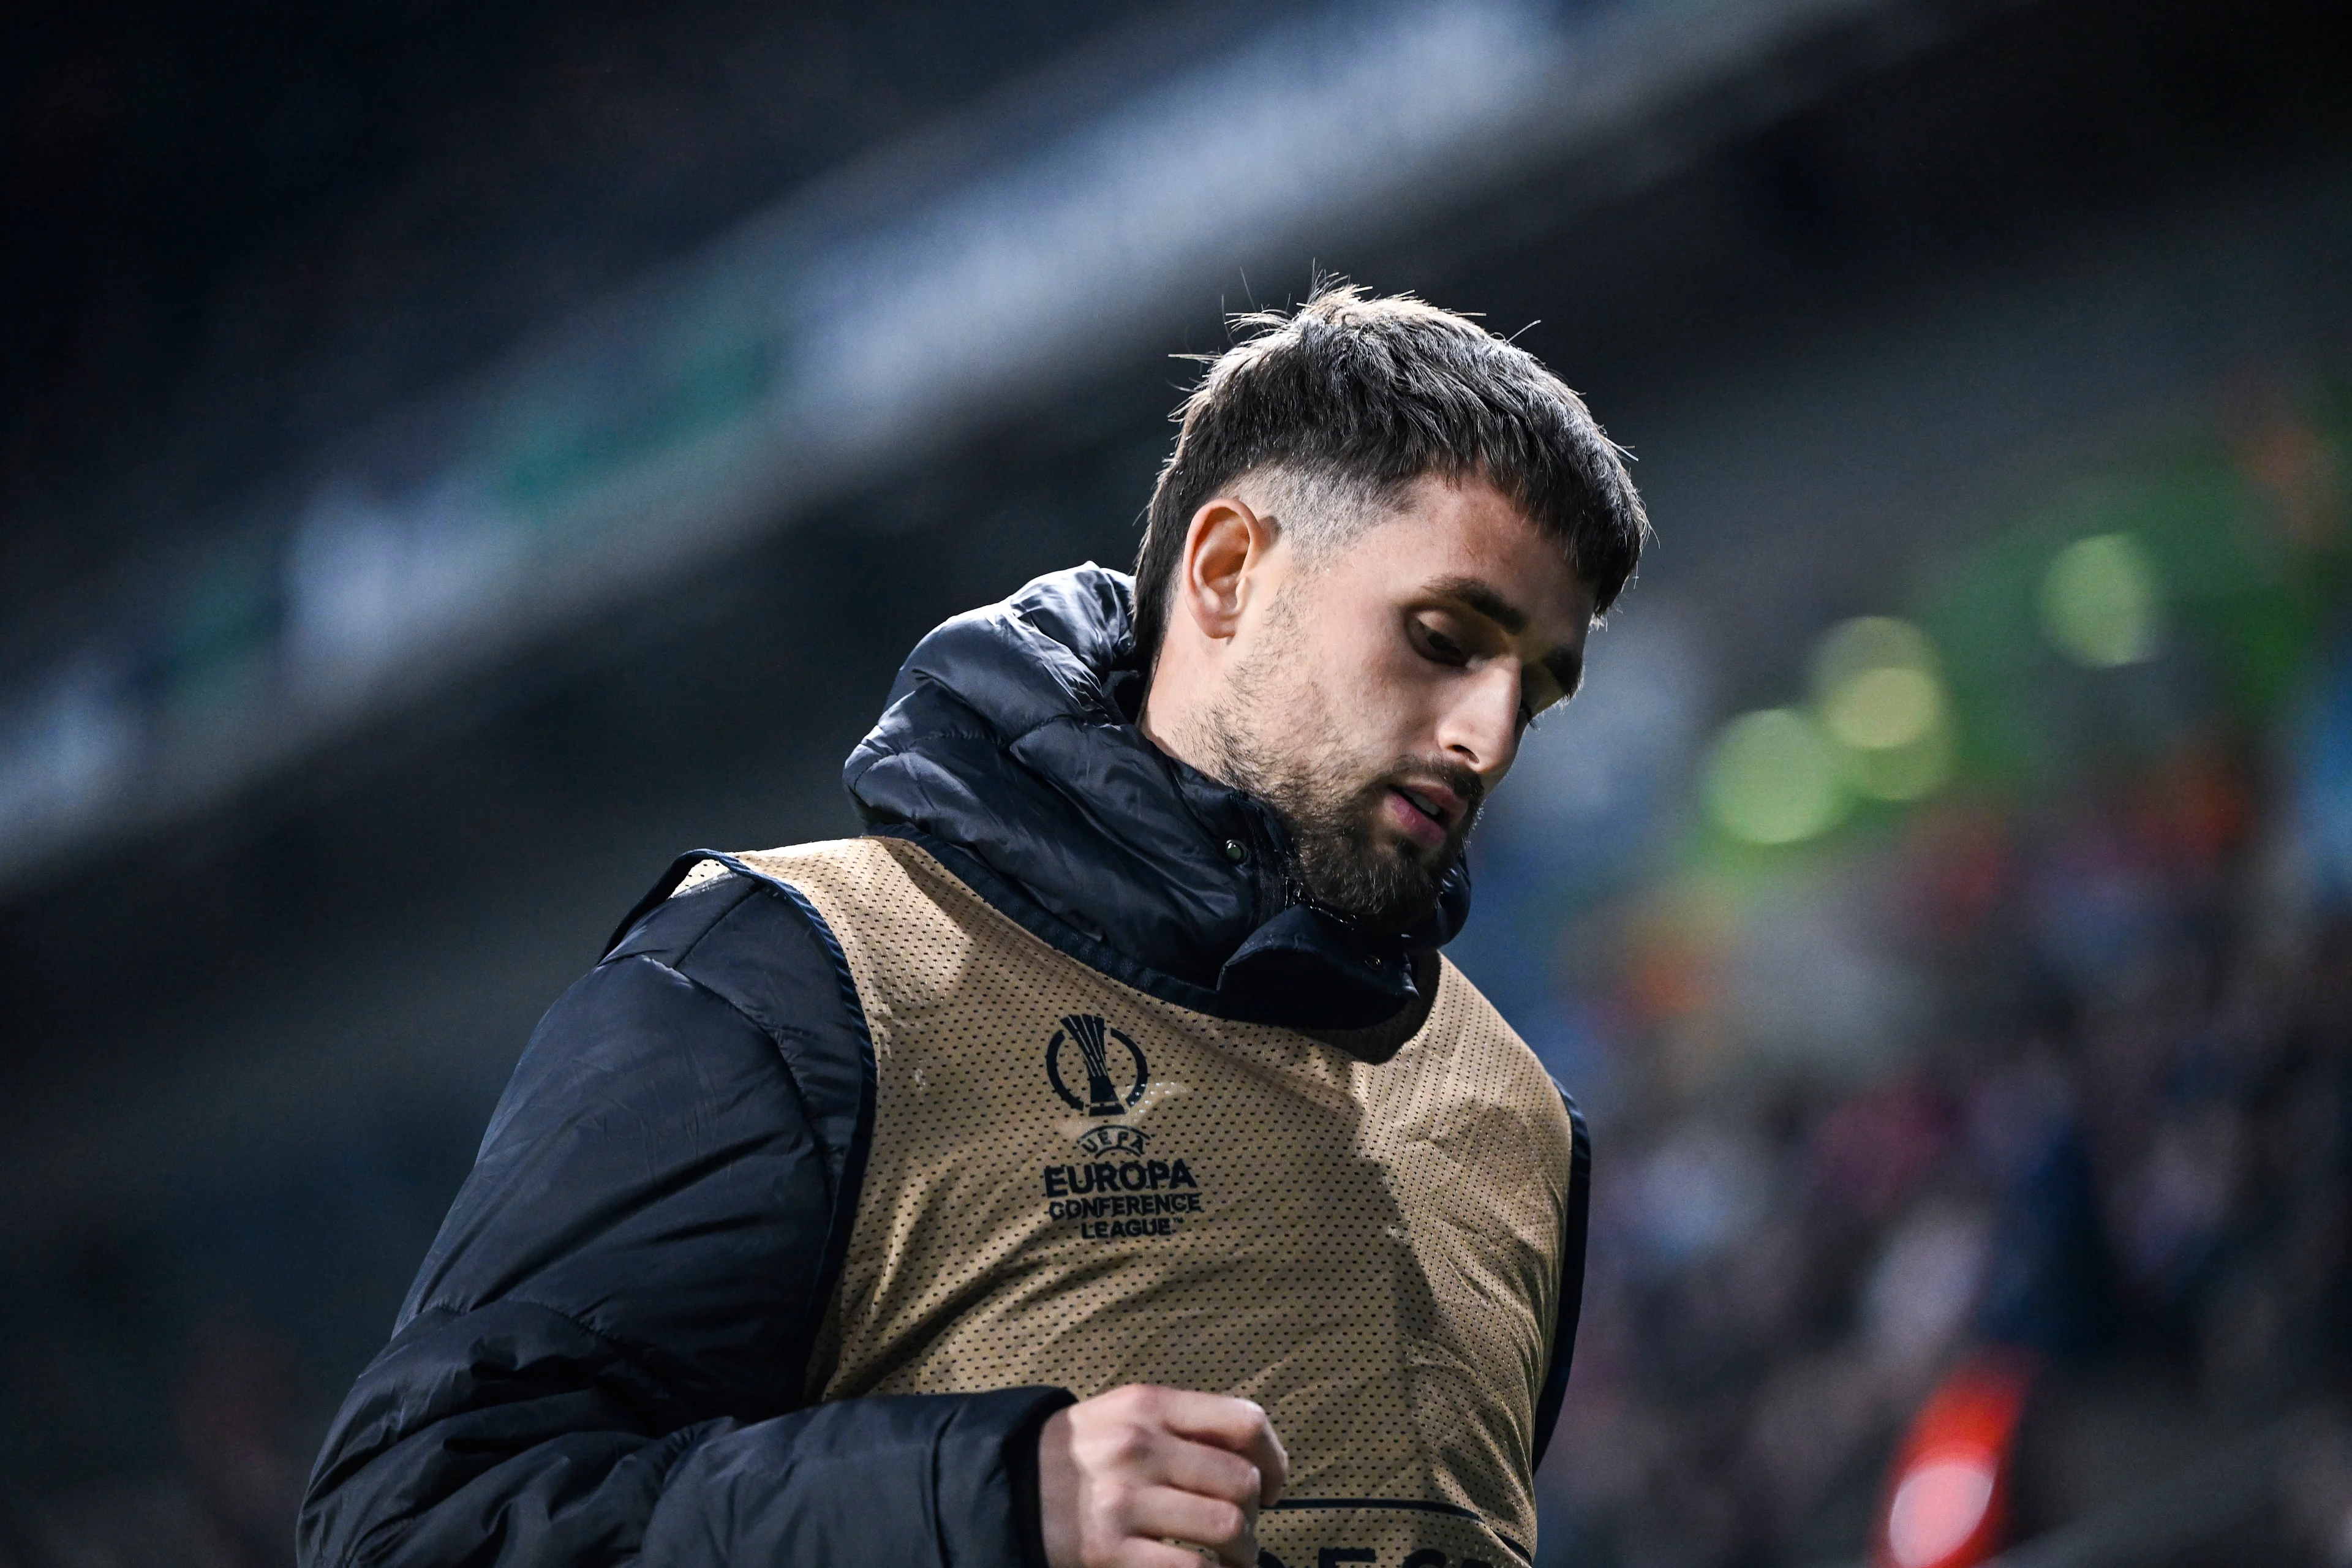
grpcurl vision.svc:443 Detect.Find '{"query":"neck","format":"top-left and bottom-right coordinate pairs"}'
top-left (1136, 677), bottom-right (1224, 788)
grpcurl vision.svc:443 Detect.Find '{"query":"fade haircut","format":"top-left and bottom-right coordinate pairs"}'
top-left (1133, 285), bottom-right (1648, 676)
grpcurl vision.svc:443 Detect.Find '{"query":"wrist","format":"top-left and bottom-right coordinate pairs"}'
top-left (1019, 1400), bottom-right (1076, 1568)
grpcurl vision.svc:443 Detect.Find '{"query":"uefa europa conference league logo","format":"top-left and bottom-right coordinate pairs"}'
top-left (1041, 1014), bottom-right (1199, 1240)
top-left (1045, 1012), bottom-right (1148, 1116)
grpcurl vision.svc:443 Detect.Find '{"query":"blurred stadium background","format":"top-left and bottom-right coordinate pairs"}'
top-left (4, 0), bottom-right (2350, 1562)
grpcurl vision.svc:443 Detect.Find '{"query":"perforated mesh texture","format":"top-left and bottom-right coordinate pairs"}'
top-left (715, 837), bottom-right (1572, 1566)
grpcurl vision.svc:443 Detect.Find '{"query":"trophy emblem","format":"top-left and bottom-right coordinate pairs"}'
top-left (1045, 1013), bottom-right (1147, 1116)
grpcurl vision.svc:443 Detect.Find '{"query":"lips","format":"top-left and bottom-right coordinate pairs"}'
top-left (1397, 786), bottom-right (1444, 823)
top-left (1385, 782), bottom-right (1460, 849)
top-left (1398, 777), bottom-right (1464, 825)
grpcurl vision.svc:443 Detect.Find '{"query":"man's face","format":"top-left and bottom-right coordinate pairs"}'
top-left (1197, 474), bottom-right (1596, 933)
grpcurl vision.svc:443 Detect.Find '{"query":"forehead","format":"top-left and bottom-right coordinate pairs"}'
top-left (1338, 473), bottom-right (1594, 633)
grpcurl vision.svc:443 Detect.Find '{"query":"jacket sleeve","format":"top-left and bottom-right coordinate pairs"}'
top-left (298, 861), bottom-right (1074, 1568)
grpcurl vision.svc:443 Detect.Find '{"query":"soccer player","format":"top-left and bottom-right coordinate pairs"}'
top-left (300, 287), bottom-right (1647, 1568)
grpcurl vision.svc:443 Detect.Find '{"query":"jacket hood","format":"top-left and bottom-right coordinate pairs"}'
top-left (843, 564), bottom-right (1470, 1031)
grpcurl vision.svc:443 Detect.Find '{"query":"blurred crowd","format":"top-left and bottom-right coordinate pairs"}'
top-left (1539, 741), bottom-right (2352, 1566)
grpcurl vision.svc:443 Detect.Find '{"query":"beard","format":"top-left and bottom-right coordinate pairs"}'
top-left (1195, 602), bottom-right (1482, 936)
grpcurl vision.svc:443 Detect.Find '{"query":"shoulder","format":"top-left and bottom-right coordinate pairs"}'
top-left (648, 837), bottom-right (971, 949)
top-left (587, 845), bottom-right (902, 1161)
top-left (1425, 957), bottom-right (1545, 1076)
top-left (1414, 957), bottom-right (1579, 1158)
top-left (607, 834), bottom-right (1006, 1035)
top-left (609, 837), bottom-right (888, 954)
top-left (601, 843), bottom-right (864, 1039)
top-left (693, 835), bottom-right (1052, 1018)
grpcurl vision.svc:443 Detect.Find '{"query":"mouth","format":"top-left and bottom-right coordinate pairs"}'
top-left (1384, 781), bottom-right (1462, 850)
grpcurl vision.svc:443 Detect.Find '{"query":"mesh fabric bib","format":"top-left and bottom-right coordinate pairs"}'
top-left (712, 836), bottom-right (1574, 1568)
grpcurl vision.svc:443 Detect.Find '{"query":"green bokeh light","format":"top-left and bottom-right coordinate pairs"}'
top-left (1825, 663), bottom-right (1943, 751)
top-left (2040, 532), bottom-right (2162, 668)
top-left (1809, 616), bottom-right (1954, 802)
top-left (1846, 722), bottom-right (1953, 801)
top-left (1704, 708), bottom-right (1850, 845)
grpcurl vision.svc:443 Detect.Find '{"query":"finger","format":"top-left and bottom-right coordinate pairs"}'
top-left (1121, 1484), bottom-right (1256, 1568)
top-left (1152, 1391), bottom-right (1290, 1501)
top-left (1153, 1434), bottom-right (1265, 1515)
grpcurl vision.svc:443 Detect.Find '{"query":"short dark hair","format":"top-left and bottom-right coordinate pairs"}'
top-left (1133, 285), bottom-right (1648, 673)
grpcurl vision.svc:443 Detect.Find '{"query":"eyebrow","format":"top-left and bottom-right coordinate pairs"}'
top-left (1425, 575), bottom-right (1585, 698)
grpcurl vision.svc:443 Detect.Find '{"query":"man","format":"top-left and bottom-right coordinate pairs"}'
top-left (300, 287), bottom-right (1646, 1568)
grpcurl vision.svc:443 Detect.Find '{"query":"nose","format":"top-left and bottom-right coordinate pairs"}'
top-left (1436, 664), bottom-right (1522, 782)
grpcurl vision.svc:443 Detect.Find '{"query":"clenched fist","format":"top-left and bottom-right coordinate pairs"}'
top-left (1038, 1385), bottom-right (1289, 1568)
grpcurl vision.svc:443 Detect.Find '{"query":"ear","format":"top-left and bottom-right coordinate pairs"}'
top-left (1174, 496), bottom-right (1275, 642)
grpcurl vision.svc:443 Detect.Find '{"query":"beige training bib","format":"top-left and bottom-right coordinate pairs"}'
top-left (707, 836), bottom-right (1575, 1568)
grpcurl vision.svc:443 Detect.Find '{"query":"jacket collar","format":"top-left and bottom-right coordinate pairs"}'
top-left (842, 564), bottom-right (1469, 1031)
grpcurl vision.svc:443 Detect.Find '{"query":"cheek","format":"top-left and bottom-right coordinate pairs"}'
top-left (1336, 641), bottom-right (1452, 744)
top-left (1278, 591), bottom-right (1442, 741)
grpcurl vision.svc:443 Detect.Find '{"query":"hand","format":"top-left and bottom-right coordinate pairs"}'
top-left (1037, 1384), bottom-right (1289, 1568)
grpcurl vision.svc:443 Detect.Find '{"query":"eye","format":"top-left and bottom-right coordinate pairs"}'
top-left (1517, 684), bottom-right (1551, 733)
top-left (1411, 619), bottom-right (1470, 666)
top-left (1519, 676), bottom-right (1570, 733)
